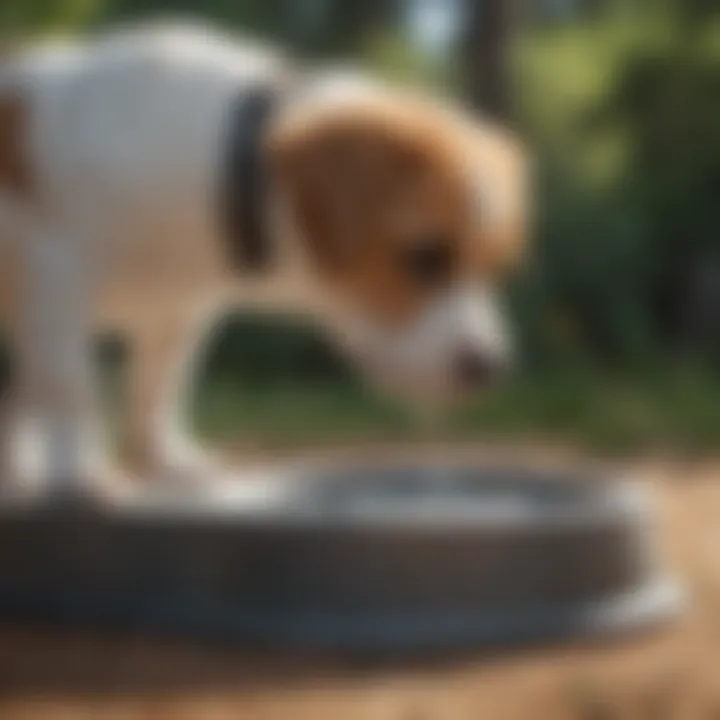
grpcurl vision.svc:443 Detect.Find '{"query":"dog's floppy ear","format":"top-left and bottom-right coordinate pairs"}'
top-left (266, 110), bottom-right (422, 274)
top-left (466, 122), bottom-right (531, 276)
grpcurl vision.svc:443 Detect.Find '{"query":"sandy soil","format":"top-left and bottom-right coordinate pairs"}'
top-left (0, 455), bottom-right (719, 720)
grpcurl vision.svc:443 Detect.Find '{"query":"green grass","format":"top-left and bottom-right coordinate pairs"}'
top-left (188, 365), bottom-right (720, 457)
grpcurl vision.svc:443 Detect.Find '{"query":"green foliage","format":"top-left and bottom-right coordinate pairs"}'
top-left (0, 0), bottom-right (396, 54)
top-left (192, 362), bottom-right (720, 456)
top-left (605, 21), bottom-right (720, 261)
top-left (0, 0), bottom-right (101, 36)
top-left (509, 188), bottom-right (657, 368)
top-left (513, 11), bottom-right (720, 368)
top-left (93, 0), bottom-right (290, 41)
top-left (202, 314), bottom-right (354, 389)
top-left (362, 29), bottom-right (455, 90)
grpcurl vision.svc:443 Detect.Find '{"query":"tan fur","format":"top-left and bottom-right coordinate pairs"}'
top-left (466, 123), bottom-right (530, 275)
top-left (268, 96), bottom-right (528, 328)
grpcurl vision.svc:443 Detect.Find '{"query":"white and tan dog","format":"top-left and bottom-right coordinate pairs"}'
top-left (0, 22), bottom-right (528, 501)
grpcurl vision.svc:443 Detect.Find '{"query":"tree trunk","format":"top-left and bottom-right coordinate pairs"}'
top-left (462, 0), bottom-right (519, 121)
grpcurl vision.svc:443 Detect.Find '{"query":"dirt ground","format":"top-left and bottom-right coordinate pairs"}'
top-left (0, 454), bottom-right (719, 720)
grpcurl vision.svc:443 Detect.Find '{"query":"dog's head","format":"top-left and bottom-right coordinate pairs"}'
top-left (267, 90), bottom-right (530, 399)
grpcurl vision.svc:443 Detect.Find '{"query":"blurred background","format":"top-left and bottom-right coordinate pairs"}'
top-left (2, 0), bottom-right (719, 457)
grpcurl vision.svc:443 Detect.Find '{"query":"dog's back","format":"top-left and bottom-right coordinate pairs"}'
top-left (0, 23), bottom-right (289, 330)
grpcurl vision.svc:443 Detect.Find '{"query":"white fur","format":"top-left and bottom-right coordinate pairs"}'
top-left (0, 23), bottom-right (296, 494)
top-left (336, 284), bottom-right (512, 398)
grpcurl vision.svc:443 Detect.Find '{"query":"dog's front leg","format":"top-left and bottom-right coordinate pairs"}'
top-left (3, 232), bottom-right (128, 504)
top-left (122, 297), bottom-right (229, 486)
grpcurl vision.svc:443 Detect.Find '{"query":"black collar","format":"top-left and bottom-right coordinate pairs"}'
top-left (220, 86), bottom-right (280, 272)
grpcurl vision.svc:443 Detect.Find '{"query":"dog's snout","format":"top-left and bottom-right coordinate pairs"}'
top-left (452, 347), bottom-right (505, 387)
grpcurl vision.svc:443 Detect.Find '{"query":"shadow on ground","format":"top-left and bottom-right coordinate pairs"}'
top-left (0, 621), bottom-right (674, 697)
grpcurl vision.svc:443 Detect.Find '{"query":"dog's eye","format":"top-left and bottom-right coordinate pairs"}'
top-left (401, 237), bottom-right (454, 286)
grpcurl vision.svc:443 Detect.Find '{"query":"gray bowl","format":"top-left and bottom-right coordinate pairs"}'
top-left (0, 461), bottom-right (682, 648)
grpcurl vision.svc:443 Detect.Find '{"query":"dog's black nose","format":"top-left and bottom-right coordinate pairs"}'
top-left (452, 348), bottom-right (504, 387)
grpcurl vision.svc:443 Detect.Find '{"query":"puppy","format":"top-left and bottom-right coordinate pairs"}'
top-left (0, 22), bottom-right (529, 501)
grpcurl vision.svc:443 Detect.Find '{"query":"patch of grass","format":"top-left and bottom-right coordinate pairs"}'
top-left (191, 364), bottom-right (720, 456)
top-left (195, 380), bottom-right (418, 448)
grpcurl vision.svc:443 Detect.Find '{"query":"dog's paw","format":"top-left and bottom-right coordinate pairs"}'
top-left (0, 465), bottom-right (137, 510)
top-left (152, 439), bottom-right (230, 490)
top-left (1, 415), bottom-right (136, 508)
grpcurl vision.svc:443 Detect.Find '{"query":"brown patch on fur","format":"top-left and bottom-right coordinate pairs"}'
top-left (268, 95), bottom-right (529, 327)
top-left (0, 91), bottom-right (35, 198)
